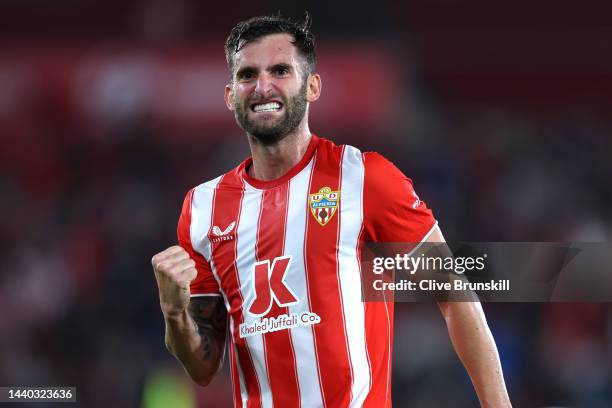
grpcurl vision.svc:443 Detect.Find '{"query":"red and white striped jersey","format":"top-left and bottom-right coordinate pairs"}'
top-left (178, 135), bottom-right (436, 408)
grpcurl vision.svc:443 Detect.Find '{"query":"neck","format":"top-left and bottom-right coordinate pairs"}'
top-left (247, 121), bottom-right (312, 181)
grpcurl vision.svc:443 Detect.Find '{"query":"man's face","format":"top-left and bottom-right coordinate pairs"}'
top-left (227, 33), bottom-right (309, 145)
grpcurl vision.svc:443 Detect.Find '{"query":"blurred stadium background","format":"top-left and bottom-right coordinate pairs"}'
top-left (1, 1), bottom-right (611, 407)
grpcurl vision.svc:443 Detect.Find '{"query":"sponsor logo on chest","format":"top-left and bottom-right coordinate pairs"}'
top-left (240, 255), bottom-right (322, 338)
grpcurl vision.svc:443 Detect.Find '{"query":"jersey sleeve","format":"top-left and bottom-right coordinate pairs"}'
top-left (362, 152), bottom-right (437, 243)
top-left (177, 188), bottom-right (221, 296)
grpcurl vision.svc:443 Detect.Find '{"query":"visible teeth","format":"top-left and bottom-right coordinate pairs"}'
top-left (253, 102), bottom-right (281, 112)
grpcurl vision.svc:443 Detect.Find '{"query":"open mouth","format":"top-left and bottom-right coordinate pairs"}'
top-left (250, 101), bottom-right (283, 113)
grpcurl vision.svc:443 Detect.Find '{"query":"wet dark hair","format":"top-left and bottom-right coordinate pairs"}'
top-left (225, 13), bottom-right (316, 79)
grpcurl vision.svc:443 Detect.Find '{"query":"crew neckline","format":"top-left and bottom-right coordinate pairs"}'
top-left (239, 134), bottom-right (320, 189)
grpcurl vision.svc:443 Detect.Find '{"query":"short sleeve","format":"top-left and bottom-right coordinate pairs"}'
top-left (177, 188), bottom-right (221, 296)
top-left (362, 152), bottom-right (437, 243)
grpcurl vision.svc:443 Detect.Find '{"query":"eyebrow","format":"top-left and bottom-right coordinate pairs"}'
top-left (270, 63), bottom-right (292, 72)
top-left (235, 63), bottom-right (294, 78)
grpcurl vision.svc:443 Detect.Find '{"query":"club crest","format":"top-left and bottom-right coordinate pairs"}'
top-left (309, 187), bottom-right (340, 226)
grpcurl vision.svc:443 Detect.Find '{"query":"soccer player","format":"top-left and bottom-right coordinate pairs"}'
top-left (151, 15), bottom-right (511, 407)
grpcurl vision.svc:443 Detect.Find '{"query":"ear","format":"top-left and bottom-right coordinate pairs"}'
top-left (306, 73), bottom-right (322, 103)
top-left (224, 83), bottom-right (234, 111)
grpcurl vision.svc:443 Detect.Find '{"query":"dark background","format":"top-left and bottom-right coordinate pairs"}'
top-left (0, 1), bottom-right (610, 407)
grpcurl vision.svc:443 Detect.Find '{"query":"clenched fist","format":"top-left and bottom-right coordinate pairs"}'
top-left (152, 246), bottom-right (198, 317)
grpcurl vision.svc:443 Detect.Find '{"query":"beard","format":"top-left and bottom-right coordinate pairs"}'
top-left (233, 79), bottom-right (308, 146)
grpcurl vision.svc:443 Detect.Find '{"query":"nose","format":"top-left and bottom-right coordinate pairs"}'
top-left (254, 73), bottom-right (273, 96)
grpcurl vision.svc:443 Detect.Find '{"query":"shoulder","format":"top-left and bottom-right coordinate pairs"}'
top-left (191, 174), bottom-right (224, 201)
top-left (189, 162), bottom-right (246, 205)
top-left (361, 151), bottom-right (418, 203)
top-left (360, 152), bottom-right (436, 242)
top-left (362, 151), bottom-right (406, 179)
top-left (361, 150), bottom-right (425, 216)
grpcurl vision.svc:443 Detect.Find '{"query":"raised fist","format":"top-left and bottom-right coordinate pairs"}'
top-left (151, 246), bottom-right (197, 317)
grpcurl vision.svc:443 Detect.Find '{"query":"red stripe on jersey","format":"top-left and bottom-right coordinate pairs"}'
top-left (256, 183), bottom-right (301, 408)
top-left (304, 142), bottom-right (352, 407)
top-left (210, 172), bottom-right (262, 408)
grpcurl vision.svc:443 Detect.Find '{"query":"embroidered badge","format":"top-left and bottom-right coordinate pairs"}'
top-left (309, 187), bottom-right (340, 226)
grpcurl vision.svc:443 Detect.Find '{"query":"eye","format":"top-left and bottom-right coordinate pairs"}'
top-left (237, 70), bottom-right (255, 81)
top-left (274, 66), bottom-right (290, 76)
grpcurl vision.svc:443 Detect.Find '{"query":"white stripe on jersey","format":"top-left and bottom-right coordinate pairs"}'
top-left (338, 145), bottom-right (371, 407)
top-left (283, 158), bottom-right (325, 407)
top-left (235, 186), bottom-right (274, 408)
top-left (190, 175), bottom-right (222, 262)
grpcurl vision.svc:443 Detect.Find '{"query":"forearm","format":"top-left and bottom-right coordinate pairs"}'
top-left (439, 301), bottom-right (511, 407)
top-left (164, 309), bottom-right (222, 386)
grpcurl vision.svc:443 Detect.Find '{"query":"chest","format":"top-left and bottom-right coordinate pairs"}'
top-left (209, 185), bottom-right (359, 313)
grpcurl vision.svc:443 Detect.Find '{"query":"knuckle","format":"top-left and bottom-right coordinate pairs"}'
top-left (152, 246), bottom-right (178, 268)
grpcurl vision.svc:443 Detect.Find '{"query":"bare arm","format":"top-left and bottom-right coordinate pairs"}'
top-left (164, 297), bottom-right (227, 386)
top-left (152, 246), bottom-right (228, 386)
top-left (437, 301), bottom-right (510, 407)
top-left (425, 227), bottom-right (511, 407)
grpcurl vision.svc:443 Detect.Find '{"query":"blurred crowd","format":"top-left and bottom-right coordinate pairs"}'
top-left (1, 1), bottom-right (611, 407)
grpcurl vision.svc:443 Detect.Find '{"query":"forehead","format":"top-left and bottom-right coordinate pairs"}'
top-left (234, 33), bottom-right (300, 69)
